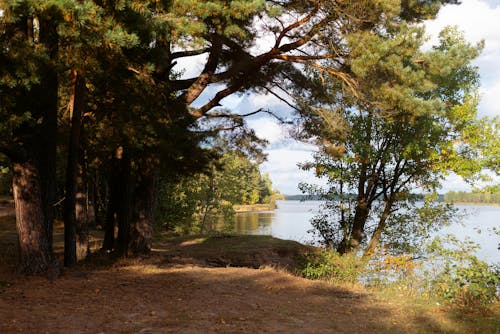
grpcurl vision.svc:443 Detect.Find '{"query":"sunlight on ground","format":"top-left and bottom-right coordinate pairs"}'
top-left (179, 238), bottom-right (207, 247)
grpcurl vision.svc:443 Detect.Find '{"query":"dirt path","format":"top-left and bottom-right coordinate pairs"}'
top-left (0, 213), bottom-right (497, 333)
top-left (0, 261), bottom-right (403, 334)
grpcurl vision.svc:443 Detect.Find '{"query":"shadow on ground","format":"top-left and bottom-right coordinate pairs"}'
top-left (1, 214), bottom-right (498, 333)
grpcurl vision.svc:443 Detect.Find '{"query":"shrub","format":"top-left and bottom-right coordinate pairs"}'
top-left (297, 250), bottom-right (366, 285)
top-left (424, 236), bottom-right (500, 307)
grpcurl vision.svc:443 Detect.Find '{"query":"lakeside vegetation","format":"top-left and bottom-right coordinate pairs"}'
top-left (155, 148), bottom-right (281, 234)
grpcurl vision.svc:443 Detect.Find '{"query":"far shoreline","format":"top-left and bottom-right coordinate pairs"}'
top-left (448, 202), bottom-right (500, 207)
top-left (233, 203), bottom-right (276, 213)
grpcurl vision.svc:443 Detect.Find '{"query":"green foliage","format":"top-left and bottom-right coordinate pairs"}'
top-left (298, 250), bottom-right (366, 285)
top-left (296, 21), bottom-right (496, 255)
top-left (156, 149), bottom-right (277, 234)
top-left (424, 236), bottom-right (500, 307)
top-left (298, 235), bottom-right (499, 308)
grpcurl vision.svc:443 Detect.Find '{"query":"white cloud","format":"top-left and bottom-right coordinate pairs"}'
top-left (480, 80), bottom-right (500, 117)
top-left (246, 117), bottom-right (286, 144)
top-left (172, 54), bottom-right (208, 80)
top-left (260, 143), bottom-right (324, 194)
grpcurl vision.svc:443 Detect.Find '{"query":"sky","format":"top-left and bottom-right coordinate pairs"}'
top-left (187, 0), bottom-right (500, 195)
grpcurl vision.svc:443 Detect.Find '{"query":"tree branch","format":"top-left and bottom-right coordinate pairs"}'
top-left (180, 35), bottom-right (223, 105)
top-left (262, 85), bottom-right (301, 113)
top-left (274, 3), bottom-right (320, 49)
top-left (171, 48), bottom-right (210, 59)
top-left (191, 84), bottom-right (241, 118)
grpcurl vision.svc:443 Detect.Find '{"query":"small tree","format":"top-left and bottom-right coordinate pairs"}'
top-left (298, 27), bottom-right (496, 255)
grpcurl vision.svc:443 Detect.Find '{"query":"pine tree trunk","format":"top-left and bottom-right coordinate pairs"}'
top-left (7, 15), bottom-right (57, 274)
top-left (12, 161), bottom-right (53, 274)
top-left (76, 161), bottom-right (88, 261)
top-left (349, 200), bottom-right (369, 251)
top-left (63, 70), bottom-right (85, 266)
top-left (116, 155), bottom-right (131, 257)
top-left (87, 173), bottom-right (96, 227)
top-left (130, 169), bottom-right (159, 254)
top-left (37, 16), bottom-right (59, 254)
top-left (103, 149), bottom-right (131, 256)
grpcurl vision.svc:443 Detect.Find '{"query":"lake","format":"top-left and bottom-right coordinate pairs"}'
top-left (233, 200), bottom-right (500, 264)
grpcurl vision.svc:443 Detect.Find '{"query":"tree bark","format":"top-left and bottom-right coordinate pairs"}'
top-left (37, 16), bottom-right (59, 254)
top-left (364, 199), bottom-right (393, 257)
top-left (12, 160), bottom-right (53, 274)
top-left (337, 195), bottom-right (371, 255)
top-left (87, 172), bottom-right (96, 227)
top-left (63, 70), bottom-right (86, 266)
top-left (103, 149), bottom-right (131, 256)
top-left (338, 169), bottom-right (370, 255)
top-left (75, 160), bottom-right (88, 261)
top-left (130, 168), bottom-right (159, 254)
top-left (6, 15), bottom-right (58, 274)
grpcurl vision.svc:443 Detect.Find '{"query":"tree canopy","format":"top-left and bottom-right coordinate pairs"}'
top-left (297, 24), bottom-right (498, 255)
top-left (0, 0), bottom-right (482, 273)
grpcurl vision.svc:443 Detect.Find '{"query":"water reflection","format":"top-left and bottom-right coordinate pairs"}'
top-left (234, 212), bottom-right (273, 235)
top-left (232, 200), bottom-right (500, 264)
top-left (233, 200), bottom-right (321, 244)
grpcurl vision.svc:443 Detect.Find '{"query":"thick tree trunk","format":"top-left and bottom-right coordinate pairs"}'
top-left (130, 168), bottom-right (159, 254)
top-left (350, 200), bottom-right (370, 251)
top-left (103, 149), bottom-right (131, 256)
top-left (63, 70), bottom-right (86, 266)
top-left (37, 16), bottom-right (59, 254)
top-left (12, 161), bottom-right (53, 274)
top-left (6, 15), bottom-right (57, 274)
top-left (338, 198), bottom-right (370, 255)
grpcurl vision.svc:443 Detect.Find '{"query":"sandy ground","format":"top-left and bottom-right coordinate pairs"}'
top-left (0, 202), bottom-right (497, 334)
top-left (0, 256), bottom-right (406, 334)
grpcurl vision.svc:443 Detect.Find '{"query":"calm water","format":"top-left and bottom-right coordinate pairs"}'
top-left (233, 200), bottom-right (500, 264)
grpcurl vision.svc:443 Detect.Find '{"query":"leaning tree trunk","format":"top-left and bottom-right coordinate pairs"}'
top-left (12, 160), bottom-right (53, 274)
top-left (130, 166), bottom-right (159, 255)
top-left (364, 198), bottom-right (394, 257)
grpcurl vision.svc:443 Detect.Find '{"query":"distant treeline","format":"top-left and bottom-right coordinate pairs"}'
top-left (285, 192), bottom-right (500, 204)
top-left (444, 190), bottom-right (500, 204)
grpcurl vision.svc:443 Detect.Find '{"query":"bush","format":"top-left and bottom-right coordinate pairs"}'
top-left (297, 250), bottom-right (366, 285)
top-left (424, 236), bottom-right (500, 307)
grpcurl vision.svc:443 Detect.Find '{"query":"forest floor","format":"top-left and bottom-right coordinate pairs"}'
top-left (0, 202), bottom-right (499, 334)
